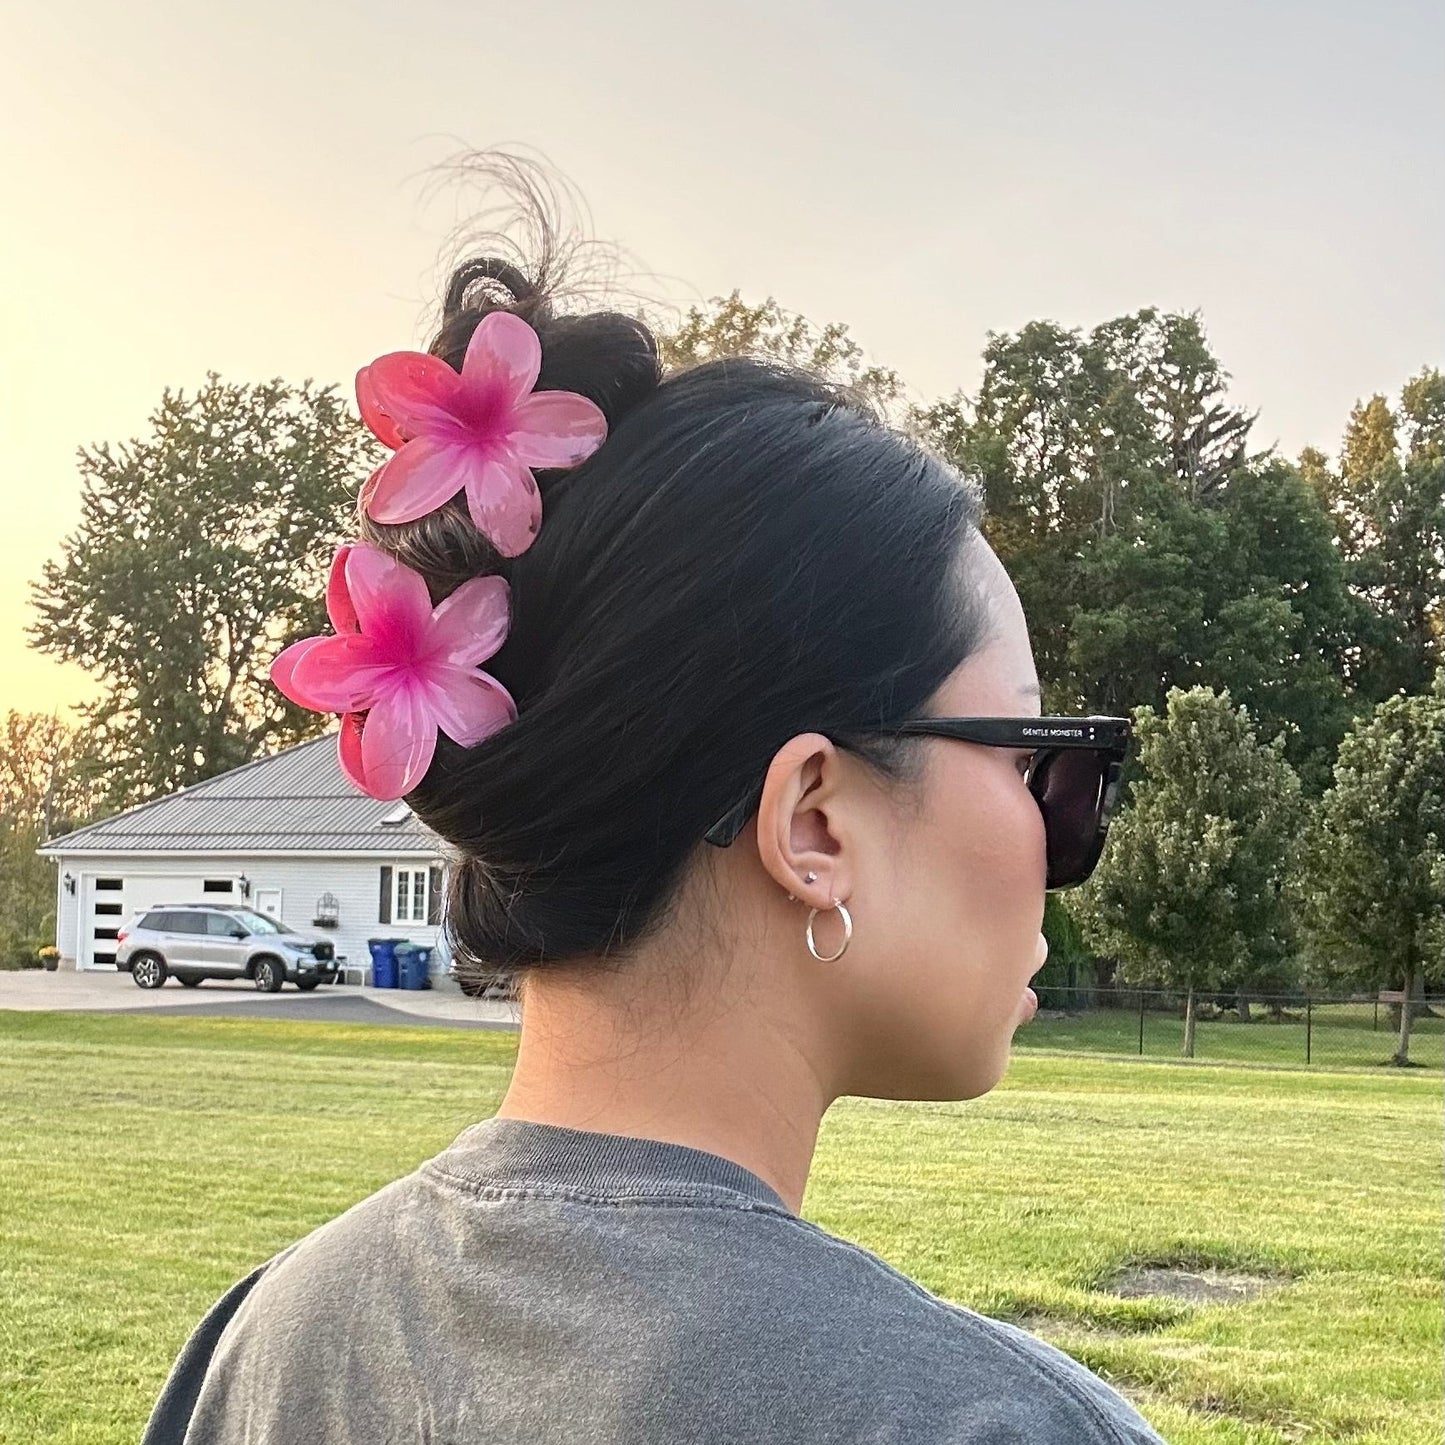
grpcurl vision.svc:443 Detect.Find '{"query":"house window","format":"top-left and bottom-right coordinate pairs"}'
top-left (393, 867), bottom-right (429, 925)
top-left (202, 879), bottom-right (234, 894)
top-left (379, 864), bottom-right (442, 926)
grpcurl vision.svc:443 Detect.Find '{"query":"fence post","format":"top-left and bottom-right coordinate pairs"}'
top-left (1306, 996), bottom-right (1313, 1065)
top-left (1138, 991), bottom-right (1145, 1056)
top-left (1373, 997), bottom-right (1379, 1031)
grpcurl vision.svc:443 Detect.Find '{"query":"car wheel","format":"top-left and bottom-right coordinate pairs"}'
top-left (295, 979), bottom-right (320, 992)
top-left (131, 954), bottom-right (167, 989)
top-left (253, 957), bottom-right (284, 993)
top-left (178, 976), bottom-right (203, 988)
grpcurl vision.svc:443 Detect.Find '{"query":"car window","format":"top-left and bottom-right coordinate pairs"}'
top-left (170, 912), bottom-right (208, 935)
top-left (229, 909), bottom-right (285, 935)
top-left (205, 913), bottom-right (245, 938)
top-left (140, 911), bottom-right (168, 931)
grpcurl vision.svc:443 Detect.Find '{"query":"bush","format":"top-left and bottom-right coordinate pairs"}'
top-left (0, 936), bottom-right (47, 969)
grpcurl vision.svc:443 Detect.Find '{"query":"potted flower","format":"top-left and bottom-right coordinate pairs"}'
top-left (39, 946), bottom-right (60, 972)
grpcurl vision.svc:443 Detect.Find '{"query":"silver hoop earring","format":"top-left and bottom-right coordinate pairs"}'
top-left (806, 899), bottom-right (853, 963)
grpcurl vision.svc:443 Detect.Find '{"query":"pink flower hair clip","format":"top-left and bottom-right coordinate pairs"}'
top-left (357, 310), bottom-right (608, 557)
top-left (270, 543), bottom-right (517, 800)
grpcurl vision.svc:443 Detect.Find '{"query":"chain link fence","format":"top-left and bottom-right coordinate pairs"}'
top-left (1017, 987), bottom-right (1445, 1069)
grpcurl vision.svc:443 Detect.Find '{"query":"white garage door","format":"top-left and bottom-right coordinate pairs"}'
top-left (81, 873), bottom-right (240, 969)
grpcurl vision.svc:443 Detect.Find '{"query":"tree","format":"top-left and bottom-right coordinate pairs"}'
top-left (1400, 367), bottom-right (1445, 460)
top-left (0, 712), bottom-right (102, 953)
top-left (913, 308), bottom-right (1365, 794)
top-left (1289, 670), bottom-right (1444, 1065)
top-left (1069, 686), bottom-right (1305, 1056)
top-left (913, 309), bottom-right (1260, 565)
top-left (1306, 374), bottom-right (1445, 701)
top-left (30, 376), bottom-right (376, 809)
top-left (659, 292), bottom-right (903, 413)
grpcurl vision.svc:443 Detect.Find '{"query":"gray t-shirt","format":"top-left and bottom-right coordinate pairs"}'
top-left (142, 1116), bottom-right (1165, 1443)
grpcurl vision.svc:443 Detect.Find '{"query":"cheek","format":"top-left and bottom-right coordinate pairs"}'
top-left (938, 759), bottom-right (1046, 901)
top-left (909, 761), bottom-right (1048, 1012)
top-left (847, 767), bottom-right (1047, 1100)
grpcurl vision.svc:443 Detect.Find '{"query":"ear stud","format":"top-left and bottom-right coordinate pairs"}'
top-left (786, 870), bottom-right (819, 903)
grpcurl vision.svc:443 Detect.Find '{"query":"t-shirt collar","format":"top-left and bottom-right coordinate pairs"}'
top-left (432, 1115), bottom-right (793, 1214)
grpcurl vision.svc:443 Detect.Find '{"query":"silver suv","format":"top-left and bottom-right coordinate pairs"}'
top-left (115, 904), bottom-right (340, 991)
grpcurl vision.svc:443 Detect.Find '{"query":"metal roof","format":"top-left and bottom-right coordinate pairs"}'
top-left (40, 734), bottom-right (444, 857)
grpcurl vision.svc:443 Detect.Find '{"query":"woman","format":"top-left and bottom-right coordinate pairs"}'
top-left (142, 240), bottom-right (1155, 1442)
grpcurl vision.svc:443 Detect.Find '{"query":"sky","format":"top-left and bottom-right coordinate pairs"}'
top-left (2, 0), bottom-right (1442, 718)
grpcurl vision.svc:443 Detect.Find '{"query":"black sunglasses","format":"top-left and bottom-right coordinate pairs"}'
top-left (702, 714), bottom-right (1133, 892)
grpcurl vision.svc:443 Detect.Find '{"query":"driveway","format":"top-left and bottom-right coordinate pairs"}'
top-left (0, 968), bottom-right (520, 1031)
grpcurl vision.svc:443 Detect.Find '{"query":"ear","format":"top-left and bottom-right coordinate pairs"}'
top-left (752, 733), bottom-right (857, 909)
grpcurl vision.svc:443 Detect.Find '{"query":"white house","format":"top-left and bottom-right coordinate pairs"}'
top-left (39, 735), bottom-right (455, 986)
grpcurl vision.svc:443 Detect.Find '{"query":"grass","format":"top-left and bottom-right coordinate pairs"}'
top-left (1, 1010), bottom-right (1441, 1445)
top-left (1016, 1001), bottom-right (1445, 1071)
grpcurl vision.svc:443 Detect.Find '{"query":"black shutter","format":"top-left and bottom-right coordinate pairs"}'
top-left (379, 866), bottom-right (392, 925)
top-left (427, 867), bottom-right (442, 925)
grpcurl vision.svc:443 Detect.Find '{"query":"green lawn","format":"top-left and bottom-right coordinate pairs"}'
top-left (1016, 1000), bottom-right (1445, 1071)
top-left (1, 1011), bottom-right (1441, 1444)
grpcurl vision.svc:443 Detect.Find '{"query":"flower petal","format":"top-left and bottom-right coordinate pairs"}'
top-left (359, 462), bottom-right (384, 516)
top-left (461, 452), bottom-right (542, 558)
top-left (337, 712), bottom-right (368, 792)
top-left (364, 352), bottom-right (464, 439)
top-left (356, 366), bottom-right (403, 450)
top-left (425, 667), bottom-right (517, 748)
top-left (363, 438), bottom-right (473, 525)
top-left (288, 634), bottom-right (393, 712)
top-left (425, 575), bottom-right (512, 668)
top-left (326, 544), bottom-right (357, 634)
top-left (463, 312), bottom-right (541, 405)
top-left (510, 391), bottom-right (608, 469)
top-left (343, 544), bottom-right (433, 647)
top-left (359, 685), bottom-right (438, 799)
top-left (270, 637), bottom-right (328, 708)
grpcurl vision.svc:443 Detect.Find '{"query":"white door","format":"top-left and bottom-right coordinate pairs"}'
top-left (81, 874), bottom-right (129, 968)
top-left (254, 888), bottom-right (284, 924)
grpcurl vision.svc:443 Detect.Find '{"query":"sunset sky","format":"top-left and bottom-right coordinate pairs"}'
top-left (3, 0), bottom-right (1441, 718)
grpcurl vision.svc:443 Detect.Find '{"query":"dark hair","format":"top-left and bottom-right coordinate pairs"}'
top-left (359, 256), bottom-right (990, 983)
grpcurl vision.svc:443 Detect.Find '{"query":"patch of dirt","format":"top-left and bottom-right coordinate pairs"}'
top-left (1102, 1265), bottom-right (1287, 1306)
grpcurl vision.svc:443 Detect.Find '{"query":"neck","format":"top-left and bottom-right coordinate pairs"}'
top-left (492, 962), bottom-right (830, 1215)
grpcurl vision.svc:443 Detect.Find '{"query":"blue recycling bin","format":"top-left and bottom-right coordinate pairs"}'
top-left (367, 938), bottom-right (401, 989)
top-left (399, 943), bottom-right (433, 991)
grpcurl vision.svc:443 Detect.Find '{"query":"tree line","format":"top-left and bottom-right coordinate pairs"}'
top-left (11, 295), bottom-right (1443, 1060)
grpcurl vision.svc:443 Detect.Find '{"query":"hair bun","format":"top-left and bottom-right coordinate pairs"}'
top-left (357, 258), bottom-right (662, 599)
top-left (429, 255), bottom-right (661, 433)
top-left (443, 257), bottom-right (540, 314)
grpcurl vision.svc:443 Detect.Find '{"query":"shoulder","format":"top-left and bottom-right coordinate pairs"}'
top-left (140, 1179), bottom-right (412, 1445)
top-left (732, 1211), bottom-right (1166, 1444)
